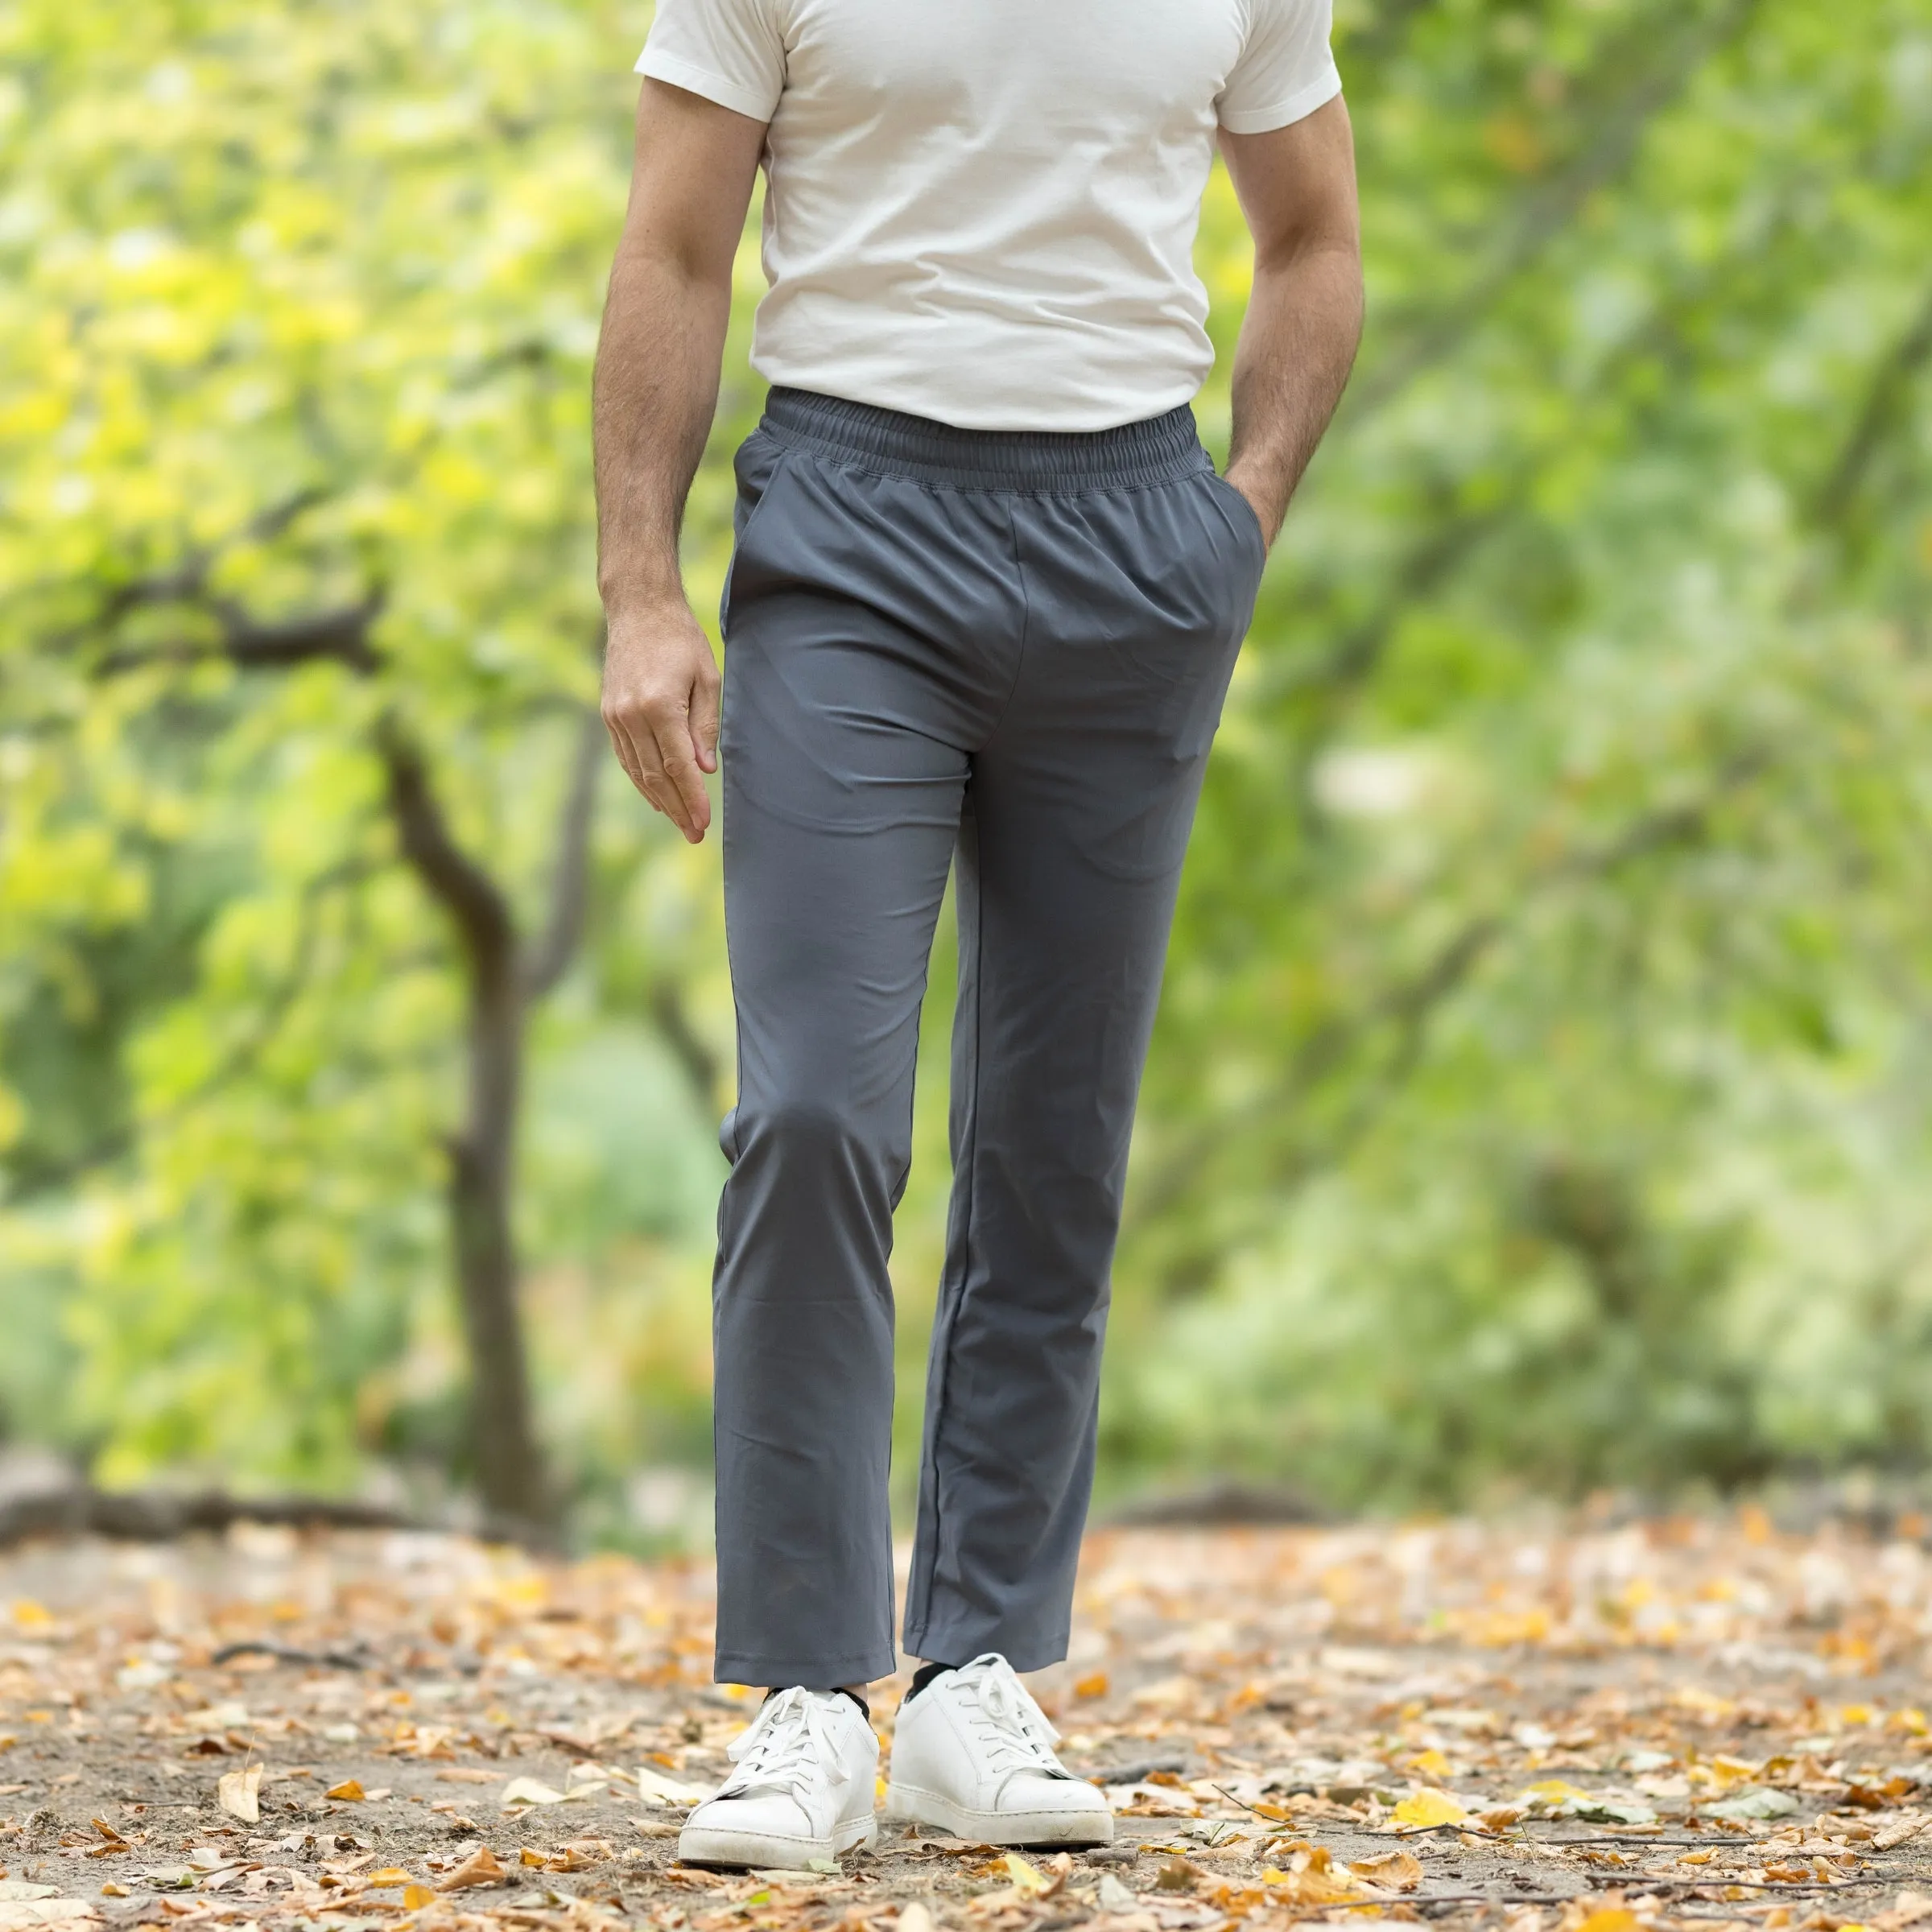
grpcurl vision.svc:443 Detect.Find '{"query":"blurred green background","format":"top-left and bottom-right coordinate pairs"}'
top-left (2, 0), bottom-right (1930, 1546)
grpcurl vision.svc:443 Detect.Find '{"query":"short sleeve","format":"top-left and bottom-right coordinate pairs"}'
top-left (635, 0), bottom-right (786, 124)
top-left (1218, 0), bottom-right (1342, 135)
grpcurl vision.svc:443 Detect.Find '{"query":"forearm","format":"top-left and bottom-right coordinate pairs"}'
top-left (592, 245), bottom-right (733, 617)
top-left (1224, 236), bottom-right (1364, 543)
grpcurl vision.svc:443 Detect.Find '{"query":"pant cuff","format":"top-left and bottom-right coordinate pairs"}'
top-left (714, 1645), bottom-right (900, 1689)
top-left (901, 1622), bottom-right (1070, 1676)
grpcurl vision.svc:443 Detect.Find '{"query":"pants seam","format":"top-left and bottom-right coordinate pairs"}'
top-left (981, 496), bottom-right (1031, 741)
top-left (906, 828), bottom-right (986, 1651)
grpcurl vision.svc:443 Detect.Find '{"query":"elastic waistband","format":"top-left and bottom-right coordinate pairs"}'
top-left (760, 387), bottom-right (1212, 493)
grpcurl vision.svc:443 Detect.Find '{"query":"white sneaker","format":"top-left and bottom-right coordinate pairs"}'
top-left (886, 1654), bottom-right (1114, 1847)
top-left (679, 1688), bottom-right (878, 1869)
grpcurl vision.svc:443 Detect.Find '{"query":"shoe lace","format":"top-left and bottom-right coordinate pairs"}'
top-left (719, 1688), bottom-right (852, 1803)
top-left (952, 1654), bottom-right (1067, 1779)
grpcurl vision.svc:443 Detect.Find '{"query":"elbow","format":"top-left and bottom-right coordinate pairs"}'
top-left (610, 228), bottom-right (737, 303)
top-left (1253, 220), bottom-right (1360, 284)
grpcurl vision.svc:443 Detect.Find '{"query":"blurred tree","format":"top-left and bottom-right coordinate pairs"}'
top-left (2, 0), bottom-right (1930, 1522)
top-left (1100, 0), bottom-right (1932, 1501)
top-left (0, 0), bottom-right (688, 1535)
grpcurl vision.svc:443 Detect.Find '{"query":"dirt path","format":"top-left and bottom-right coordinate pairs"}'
top-left (2, 1516), bottom-right (1930, 1932)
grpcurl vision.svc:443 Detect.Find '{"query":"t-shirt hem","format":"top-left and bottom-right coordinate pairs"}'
top-left (750, 361), bottom-right (1208, 433)
top-left (634, 47), bottom-right (778, 122)
top-left (1218, 62), bottom-right (1344, 135)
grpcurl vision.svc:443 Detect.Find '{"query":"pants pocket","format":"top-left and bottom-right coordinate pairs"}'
top-left (1203, 469), bottom-right (1268, 608)
top-left (720, 430), bottom-right (795, 638)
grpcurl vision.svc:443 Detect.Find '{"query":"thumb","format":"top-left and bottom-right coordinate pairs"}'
top-left (690, 654), bottom-right (722, 776)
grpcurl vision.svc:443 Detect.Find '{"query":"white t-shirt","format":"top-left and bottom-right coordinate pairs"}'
top-left (636, 0), bottom-right (1341, 431)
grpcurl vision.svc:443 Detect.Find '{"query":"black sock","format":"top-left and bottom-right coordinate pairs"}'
top-left (902, 1661), bottom-right (960, 1705)
top-left (765, 1685), bottom-right (870, 1719)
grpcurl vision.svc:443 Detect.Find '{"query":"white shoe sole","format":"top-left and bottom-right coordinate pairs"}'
top-left (885, 1780), bottom-right (1114, 1847)
top-left (679, 1811), bottom-right (877, 1870)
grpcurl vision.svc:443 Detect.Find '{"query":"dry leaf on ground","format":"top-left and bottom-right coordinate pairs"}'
top-left (215, 1761), bottom-right (262, 1823)
top-left (1348, 1851), bottom-right (1424, 1891)
top-left (439, 1846), bottom-right (508, 1892)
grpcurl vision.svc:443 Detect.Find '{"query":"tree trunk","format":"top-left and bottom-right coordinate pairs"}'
top-left (449, 943), bottom-right (551, 1540)
top-left (97, 588), bottom-right (604, 1546)
top-left (381, 724), bottom-right (554, 1541)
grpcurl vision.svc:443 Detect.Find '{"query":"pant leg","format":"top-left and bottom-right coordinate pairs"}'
top-left (902, 464), bottom-right (1265, 1670)
top-left (710, 428), bottom-right (1025, 1688)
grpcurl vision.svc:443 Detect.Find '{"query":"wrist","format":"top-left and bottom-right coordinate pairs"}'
top-left (601, 579), bottom-right (691, 623)
top-left (1223, 463), bottom-right (1284, 543)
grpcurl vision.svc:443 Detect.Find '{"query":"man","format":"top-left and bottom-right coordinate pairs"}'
top-left (592, 0), bottom-right (1362, 1872)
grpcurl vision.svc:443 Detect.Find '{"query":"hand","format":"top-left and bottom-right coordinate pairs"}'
top-left (1222, 462), bottom-right (1284, 552)
top-left (601, 598), bottom-right (721, 843)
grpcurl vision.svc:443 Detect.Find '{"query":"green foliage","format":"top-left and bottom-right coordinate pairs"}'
top-left (2, 0), bottom-right (1930, 1522)
top-left (1108, 0), bottom-right (1932, 1505)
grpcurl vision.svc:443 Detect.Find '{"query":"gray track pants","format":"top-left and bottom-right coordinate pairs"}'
top-left (711, 388), bottom-right (1265, 1688)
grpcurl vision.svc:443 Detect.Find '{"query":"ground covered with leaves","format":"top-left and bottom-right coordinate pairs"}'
top-left (2, 1516), bottom-right (1931, 1932)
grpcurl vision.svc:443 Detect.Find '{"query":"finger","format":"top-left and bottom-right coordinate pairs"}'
top-left (640, 770), bottom-right (682, 823)
top-left (634, 708), bottom-right (701, 840)
top-left (601, 708), bottom-right (658, 807)
top-left (647, 704), bottom-right (711, 840)
top-left (690, 657), bottom-right (721, 776)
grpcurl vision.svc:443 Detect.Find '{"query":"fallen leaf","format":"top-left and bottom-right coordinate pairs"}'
top-left (1705, 1786), bottom-right (1801, 1821)
top-left (1260, 1866), bottom-right (1366, 1906)
top-left (899, 1905), bottom-right (936, 1932)
top-left (1348, 1852), bottom-right (1423, 1892)
top-left (324, 1779), bottom-right (365, 1802)
top-left (1390, 1788), bottom-right (1469, 1828)
top-left (1074, 1672), bottom-right (1110, 1699)
top-left (365, 1869), bottom-right (411, 1886)
top-left (437, 1846), bottom-right (506, 1892)
top-left (1519, 1778), bottom-right (1591, 1807)
top-left (500, 1777), bottom-right (570, 1809)
top-left (632, 1765), bottom-right (708, 1806)
top-left (216, 1763), bottom-right (262, 1823)
top-left (433, 1769), bottom-right (498, 1785)
top-left (1575, 1912), bottom-right (1639, 1932)
top-left (402, 1886), bottom-right (436, 1909)
top-left (1003, 1853), bottom-right (1051, 1895)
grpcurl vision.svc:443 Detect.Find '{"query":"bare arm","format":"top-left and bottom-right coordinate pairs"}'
top-left (1217, 96), bottom-right (1364, 546)
top-left (593, 80), bottom-right (767, 843)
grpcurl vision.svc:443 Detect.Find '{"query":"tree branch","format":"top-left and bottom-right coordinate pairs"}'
top-left (650, 977), bottom-right (724, 1115)
top-left (1810, 275), bottom-right (1932, 530)
top-left (91, 588), bottom-right (384, 677)
top-left (1, 861), bottom-right (365, 1199)
top-left (1129, 748), bottom-right (1773, 1237)
top-left (43, 486), bottom-right (336, 647)
top-left (520, 707), bottom-right (605, 1002)
top-left (1344, 0), bottom-right (1760, 425)
top-left (375, 718), bottom-right (518, 989)
top-left (1265, 502), bottom-right (1513, 706)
